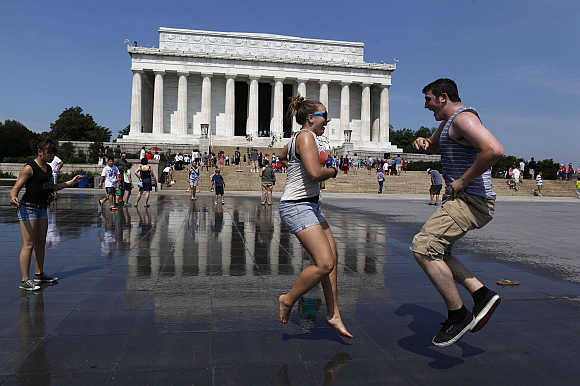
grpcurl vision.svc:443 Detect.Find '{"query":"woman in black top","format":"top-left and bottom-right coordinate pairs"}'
top-left (10, 139), bottom-right (82, 291)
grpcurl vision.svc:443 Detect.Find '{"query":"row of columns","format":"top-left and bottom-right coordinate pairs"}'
top-left (130, 70), bottom-right (390, 143)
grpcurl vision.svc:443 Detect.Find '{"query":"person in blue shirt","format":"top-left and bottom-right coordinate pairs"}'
top-left (211, 168), bottom-right (225, 205)
top-left (427, 168), bottom-right (443, 205)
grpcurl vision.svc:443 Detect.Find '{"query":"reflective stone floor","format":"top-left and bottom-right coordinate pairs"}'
top-left (0, 191), bottom-right (579, 385)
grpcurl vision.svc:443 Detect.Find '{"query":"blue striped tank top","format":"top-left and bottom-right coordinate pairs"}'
top-left (440, 107), bottom-right (495, 200)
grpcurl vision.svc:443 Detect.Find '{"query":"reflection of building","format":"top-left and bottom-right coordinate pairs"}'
top-left (125, 200), bottom-right (386, 320)
top-left (119, 27), bottom-right (402, 154)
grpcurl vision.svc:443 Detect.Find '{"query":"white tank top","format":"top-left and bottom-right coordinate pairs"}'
top-left (280, 130), bottom-right (322, 201)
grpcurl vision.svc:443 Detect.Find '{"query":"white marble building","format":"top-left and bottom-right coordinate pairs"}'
top-left (119, 27), bottom-right (402, 153)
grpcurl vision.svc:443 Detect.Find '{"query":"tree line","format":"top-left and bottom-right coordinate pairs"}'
top-left (0, 106), bottom-right (119, 163)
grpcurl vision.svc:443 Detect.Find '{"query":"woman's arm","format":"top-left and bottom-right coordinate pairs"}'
top-left (278, 144), bottom-right (289, 161)
top-left (9, 165), bottom-right (33, 206)
top-left (134, 167), bottom-right (141, 179)
top-left (54, 175), bottom-right (83, 191)
top-left (295, 132), bottom-right (337, 182)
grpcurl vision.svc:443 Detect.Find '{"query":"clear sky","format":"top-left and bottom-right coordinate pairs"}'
top-left (1, 0), bottom-right (578, 164)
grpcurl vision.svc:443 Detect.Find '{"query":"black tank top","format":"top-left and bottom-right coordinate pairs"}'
top-left (140, 167), bottom-right (151, 180)
top-left (21, 160), bottom-right (53, 206)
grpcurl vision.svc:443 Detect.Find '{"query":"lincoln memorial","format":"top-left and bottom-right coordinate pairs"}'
top-left (119, 27), bottom-right (402, 153)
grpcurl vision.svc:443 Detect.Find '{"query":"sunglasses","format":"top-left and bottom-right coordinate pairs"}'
top-left (311, 111), bottom-right (328, 120)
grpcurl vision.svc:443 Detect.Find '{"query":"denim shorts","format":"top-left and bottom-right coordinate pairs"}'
top-left (279, 201), bottom-right (327, 234)
top-left (17, 202), bottom-right (48, 221)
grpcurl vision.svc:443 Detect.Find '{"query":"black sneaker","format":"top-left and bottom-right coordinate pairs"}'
top-left (432, 312), bottom-right (475, 347)
top-left (471, 291), bottom-right (501, 333)
top-left (33, 273), bottom-right (59, 284)
top-left (19, 279), bottom-right (40, 291)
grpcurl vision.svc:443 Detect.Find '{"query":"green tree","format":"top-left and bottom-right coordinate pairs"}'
top-left (0, 120), bottom-right (40, 161)
top-left (117, 124), bottom-right (130, 139)
top-left (415, 126), bottom-right (435, 139)
top-left (49, 106), bottom-right (111, 142)
top-left (389, 128), bottom-right (416, 153)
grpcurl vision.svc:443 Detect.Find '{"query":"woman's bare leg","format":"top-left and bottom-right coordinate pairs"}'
top-left (32, 219), bottom-right (48, 275)
top-left (18, 221), bottom-right (35, 281)
top-left (144, 191), bottom-right (150, 206)
top-left (319, 223), bottom-right (353, 338)
top-left (278, 225), bottom-right (335, 322)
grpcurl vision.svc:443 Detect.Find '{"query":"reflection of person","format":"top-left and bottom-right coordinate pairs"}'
top-left (277, 96), bottom-right (351, 339)
top-left (412, 79), bottom-right (503, 347)
top-left (18, 292), bottom-right (50, 382)
top-left (10, 139), bottom-right (82, 291)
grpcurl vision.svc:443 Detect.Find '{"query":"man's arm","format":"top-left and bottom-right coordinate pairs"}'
top-left (448, 112), bottom-right (504, 194)
top-left (57, 161), bottom-right (64, 173)
top-left (413, 122), bottom-right (444, 154)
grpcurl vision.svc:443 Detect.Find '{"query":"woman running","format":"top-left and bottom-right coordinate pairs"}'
top-left (134, 157), bottom-right (154, 207)
top-left (278, 96), bottom-right (352, 339)
top-left (10, 139), bottom-right (82, 291)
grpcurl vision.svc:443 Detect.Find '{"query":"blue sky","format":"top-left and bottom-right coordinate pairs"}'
top-left (1, 0), bottom-right (578, 164)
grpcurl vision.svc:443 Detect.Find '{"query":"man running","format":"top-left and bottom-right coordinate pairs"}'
top-left (411, 78), bottom-right (504, 347)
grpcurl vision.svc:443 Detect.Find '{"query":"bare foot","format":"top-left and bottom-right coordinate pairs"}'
top-left (279, 295), bottom-right (293, 324)
top-left (327, 317), bottom-right (354, 339)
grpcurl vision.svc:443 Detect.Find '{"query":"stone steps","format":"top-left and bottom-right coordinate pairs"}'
top-left (163, 168), bottom-right (577, 197)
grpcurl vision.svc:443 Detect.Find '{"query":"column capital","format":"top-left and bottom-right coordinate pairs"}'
top-left (153, 70), bottom-right (165, 75)
top-left (340, 81), bottom-right (352, 86)
top-left (319, 80), bottom-right (330, 85)
top-left (201, 73), bottom-right (213, 78)
top-left (361, 82), bottom-right (371, 88)
top-left (273, 77), bottom-right (285, 82)
top-left (225, 73), bottom-right (237, 79)
top-left (249, 75), bottom-right (260, 81)
top-left (297, 78), bottom-right (308, 83)
top-left (177, 71), bottom-right (189, 77)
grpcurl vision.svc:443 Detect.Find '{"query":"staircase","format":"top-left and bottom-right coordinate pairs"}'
top-left (163, 167), bottom-right (577, 197)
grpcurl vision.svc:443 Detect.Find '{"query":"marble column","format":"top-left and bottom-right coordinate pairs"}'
top-left (225, 74), bottom-right (236, 137)
top-left (319, 81), bottom-right (329, 108)
top-left (380, 85), bottom-right (390, 143)
top-left (177, 72), bottom-right (188, 137)
top-left (272, 78), bottom-right (284, 139)
top-left (297, 79), bottom-right (307, 98)
top-left (248, 76), bottom-right (259, 138)
top-left (130, 70), bottom-right (142, 135)
top-left (360, 83), bottom-right (371, 144)
top-left (152, 71), bottom-right (165, 135)
top-left (319, 81), bottom-right (330, 141)
top-left (340, 82), bottom-right (351, 139)
top-left (201, 74), bottom-right (212, 133)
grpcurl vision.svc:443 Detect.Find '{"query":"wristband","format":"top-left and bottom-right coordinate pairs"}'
top-left (331, 167), bottom-right (338, 178)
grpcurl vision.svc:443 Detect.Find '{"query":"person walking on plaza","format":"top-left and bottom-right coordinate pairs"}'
top-left (134, 157), bottom-right (154, 207)
top-left (395, 155), bottom-right (402, 175)
top-left (189, 161), bottom-right (200, 201)
top-left (277, 95), bottom-right (352, 339)
top-left (260, 159), bottom-right (275, 205)
top-left (211, 168), bottom-right (226, 205)
top-left (427, 168), bottom-right (443, 205)
top-left (376, 167), bottom-right (385, 194)
top-left (122, 162), bottom-right (133, 207)
top-left (411, 78), bottom-right (504, 347)
top-left (576, 169), bottom-right (580, 199)
top-left (98, 158), bottom-right (120, 211)
top-left (10, 139), bottom-right (83, 291)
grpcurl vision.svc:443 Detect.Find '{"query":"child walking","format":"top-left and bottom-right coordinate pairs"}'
top-left (211, 168), bottom-right (225, 205)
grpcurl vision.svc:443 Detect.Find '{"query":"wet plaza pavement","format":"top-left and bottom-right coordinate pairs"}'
top-left (0, 190), bottom-right (579, 385)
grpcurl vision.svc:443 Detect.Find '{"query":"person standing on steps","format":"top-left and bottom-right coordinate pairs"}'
top-left (411, 78), bottom-right (504, 347)
top-left (277, 95), bottom-right (352, 339)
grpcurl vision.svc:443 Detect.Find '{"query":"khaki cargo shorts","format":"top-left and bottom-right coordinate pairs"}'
top-left (410, 193), bottom-right (494, 260)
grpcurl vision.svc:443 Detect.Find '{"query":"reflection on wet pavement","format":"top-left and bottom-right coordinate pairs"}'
top-left (0, 192), bottom-right (579, 385)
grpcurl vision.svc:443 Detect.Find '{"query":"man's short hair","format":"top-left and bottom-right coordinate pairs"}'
top-left (422, 78), bottom-right (461, 102)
